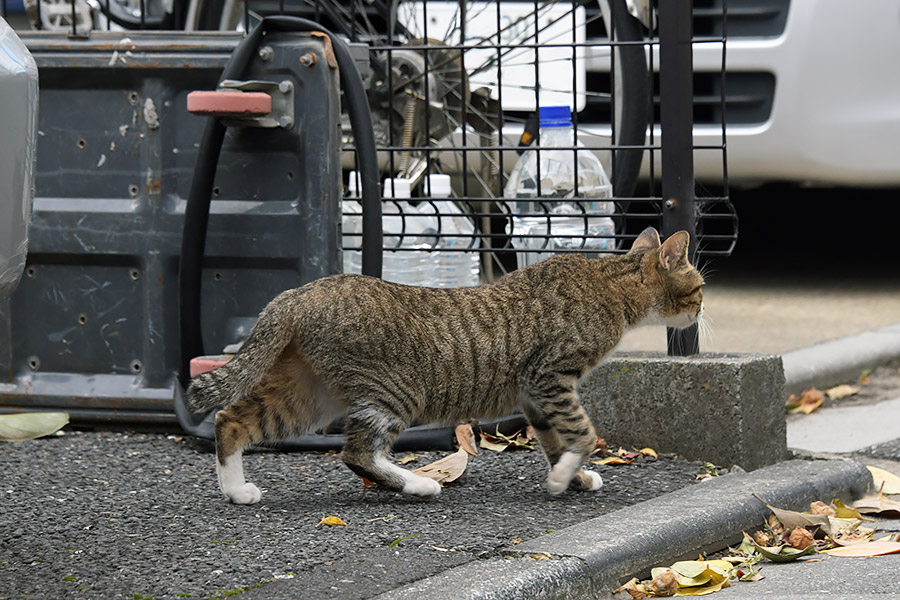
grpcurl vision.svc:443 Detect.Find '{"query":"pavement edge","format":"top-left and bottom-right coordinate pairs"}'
top-left (782, 322), bottom-right (900, 394)
top-left (372, 458), bottom-right (871, 600)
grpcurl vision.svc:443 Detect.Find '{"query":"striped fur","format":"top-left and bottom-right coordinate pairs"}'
top-left (187, 228), bottom-right (705, 504)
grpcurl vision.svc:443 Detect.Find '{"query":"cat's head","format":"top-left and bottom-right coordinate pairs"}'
top-left (630, 227), bottom-right (705, 329)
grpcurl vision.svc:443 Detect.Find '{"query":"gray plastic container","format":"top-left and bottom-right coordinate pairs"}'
top-left (0, 17), bottom-right (38, 300)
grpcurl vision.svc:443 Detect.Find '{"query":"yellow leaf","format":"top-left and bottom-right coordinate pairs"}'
top-left (639, 447), bottom-right (658, 459)
top-left (0, 412), bottom-right (69, 441)
top-left (412, 448), bottom-right (468, 485)
top-left (397, 453), bottom-right (419, 464)
top-left (674, 578), bottom-right (728, 596)
top-left (703, 560), bottom-right (734, 578)
top-left (590, 456), bottom-right (634, 466)
top-left (821, 541), bottom-right (900, 557)
top-left (670, 561), bottom-right (708, 579)
top-left (867, 466), bottom-right (900, 495)
top-left (831, 498), bottom-right (865, 519)
top-left (653, 566), bottom-right (709, 588)
top-left (316, 516), bottom-right (347, 527)
top-left (824, 384), bottom-right (860, 400)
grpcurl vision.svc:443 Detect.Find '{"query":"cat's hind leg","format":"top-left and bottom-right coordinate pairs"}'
top-left (341, 400), bottom-right (441, 497)
top-left (522, 383), bottom-right (602, 495)
top-left (214, 390), bottom-right (301, 504)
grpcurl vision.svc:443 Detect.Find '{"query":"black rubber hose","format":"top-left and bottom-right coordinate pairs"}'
top-left (178, 18), bottom-right (381, 385)
top-left (261, 16), bottom-right (383, 279)
top-left (607, 0), bottom-right (649, 198)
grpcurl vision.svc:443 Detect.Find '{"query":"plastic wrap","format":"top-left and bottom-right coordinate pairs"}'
top-left (0, 17), bottom-right (38, 300)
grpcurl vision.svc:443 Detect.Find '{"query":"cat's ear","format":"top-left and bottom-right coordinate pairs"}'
top-left (659, 231), bottom-right (690, 271)
top-left (629, 227), bottom-right (661, 253)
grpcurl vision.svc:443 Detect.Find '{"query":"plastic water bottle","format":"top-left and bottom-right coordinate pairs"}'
top-left (427, 174), bottom-right (481, 287)
top-left (504, 105), bottom-right (614, 268)
top-left (341, 170), bottom-right (363, 274)
top-left (382, 178), bottom-right (440, 286)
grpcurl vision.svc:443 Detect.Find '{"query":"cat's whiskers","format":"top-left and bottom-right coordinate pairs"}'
top-left (697, 310), bottom-right (717, 350)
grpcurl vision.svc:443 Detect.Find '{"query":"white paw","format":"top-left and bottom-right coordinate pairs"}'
top-left (226, 482), bottom-right (262, 505)
top-left (546, 451), bottom-right (582, 495)
top-left (546, 471), bottom-right (570, 495)
top-left (402, 475), bottom-right (442, 497)
top-left (583, 470), bottom-right (603, 491)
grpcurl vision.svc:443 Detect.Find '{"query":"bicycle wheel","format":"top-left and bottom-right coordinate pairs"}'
top-left (234, 0), bottom-right (648, 199)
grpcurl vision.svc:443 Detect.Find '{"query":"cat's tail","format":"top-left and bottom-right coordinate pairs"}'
top-left (186, 289), bottom-right (299, 414)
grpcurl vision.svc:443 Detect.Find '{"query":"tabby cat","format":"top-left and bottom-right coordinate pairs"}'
top-left (188, 227), bottom-right (704, 504)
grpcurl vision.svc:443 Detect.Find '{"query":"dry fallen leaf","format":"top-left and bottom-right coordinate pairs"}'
top-left (0, 412), bottom-right (69, 442)
top-left (398, 453), bottom-right (419, 464)
top-left (809, 501), bottom-right (836, 517)
top-left (315, 516), bottom-right (347, 527)
top-left (479, 432), bottom-right (509, 452)
top-left (821, 540), bottom-right (900, 557)
top-left (639, 447), bottom-right (659, 459)
top-left (852, 491), bottom-right (900, 517)
top-left (753, 495), bottom-right (832, 535)
top-left (617, 447), bottom-right (642, 460)
top-left (824, 384), bottom-right (860, 400)
top-left (646, 569), bottom-right (678, 597)
top-left (477, 427), bottom-right (536, 452)
top-left (744, 533), bottom-right (817, 563)
top-left (829, 526), bottom-right (875, 547)
top-left (785, 388), bottom-right (824, 414)
top-left (788, 527), bottom-right (814, 550)
top-left (674, 578), bottom-right (729, 596)
top-left (413, 448), bottom-right (468, 485)
top-left (752, 530), bottom-right (774, 547)
top-left (867, 466), bottom-right (900, 495)
top-left (455, 423), bottom-right (479, 456)
top-left (613, 577), bottom-right (648, 599)
top-left (590, 456), bottom-right (635, 466)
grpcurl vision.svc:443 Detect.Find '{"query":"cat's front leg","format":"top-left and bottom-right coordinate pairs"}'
top-left (341, 401), bottom-right (442, 497)
top-left (522, 383), bottom-right (602, 494)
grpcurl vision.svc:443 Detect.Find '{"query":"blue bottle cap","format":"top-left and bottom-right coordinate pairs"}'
top-left (539, 105), bottom-right (572, 127)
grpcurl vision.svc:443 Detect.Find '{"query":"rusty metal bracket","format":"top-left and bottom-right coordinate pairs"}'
top-left (309, 32), bottom-right (338, 69)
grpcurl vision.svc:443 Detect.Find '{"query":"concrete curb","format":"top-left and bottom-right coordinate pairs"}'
top-left (782, 322), bottom-right (900, 394)
top-left (372, 458), bottom-right (871, 600)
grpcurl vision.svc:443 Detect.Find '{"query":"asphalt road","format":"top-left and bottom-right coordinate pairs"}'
top-left (0, 432), bottom-right (706, 600)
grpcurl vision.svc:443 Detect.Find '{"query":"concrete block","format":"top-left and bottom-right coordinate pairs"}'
top-left (579, 352), bottom-right (786, 471)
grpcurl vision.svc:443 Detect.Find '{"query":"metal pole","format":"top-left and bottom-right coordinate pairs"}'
top-left (658, 0), bottom-right (699, 356)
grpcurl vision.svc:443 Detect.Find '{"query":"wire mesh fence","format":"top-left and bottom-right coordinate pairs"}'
top-left (4, 0), bottom-right (736, 288)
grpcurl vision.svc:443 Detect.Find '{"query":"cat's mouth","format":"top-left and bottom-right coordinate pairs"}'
top-left (665, 302), bottom-right (704, 329)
